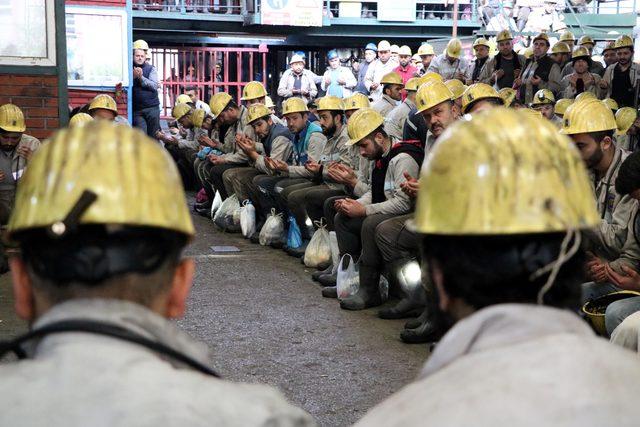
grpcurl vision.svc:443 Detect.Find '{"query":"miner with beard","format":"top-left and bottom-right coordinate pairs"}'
top-left (601, 35), bottom-right (638, 108)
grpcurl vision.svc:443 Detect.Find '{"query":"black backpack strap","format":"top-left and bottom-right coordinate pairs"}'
top-left (0, 319), bottom-right (219, 377)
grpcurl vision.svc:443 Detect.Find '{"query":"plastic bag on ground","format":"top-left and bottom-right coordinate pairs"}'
top-left (304, 219), bottom-right (332, 268)
top-left (210, 190), bottom-right (223, 219)
top-left (287, 215), bottom-right (303, 249)
top-left (259, 209), bottom-right (285, 246)
top-left (337, 254), bottom-right (360, 300)
top-left (213, 194), bottom-right (240, 232)
top-left (240, 200), bottom-right (256, 238)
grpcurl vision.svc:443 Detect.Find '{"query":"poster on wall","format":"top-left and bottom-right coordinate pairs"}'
top-left (0, 0), bottom-right (56, 66)
top-left (66, 6), bottom-right (128, 87)
top-left (261, 0), bottom-right (323, 27)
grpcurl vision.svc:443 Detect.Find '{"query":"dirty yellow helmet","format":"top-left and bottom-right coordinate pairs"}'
top-left (282, 97), bottom-right (308, 115)
top-left (176, 94), bottom-right (192, 105)
top-left (551, 42), bottom-right (571, 54)
top-left (571, 46), bottom-right (590, 61)
top-left (473, 38), bottom-right (490, 50)
top-left (0, 104), bottom-right (26, 133)
top-left (346, 108), bottom-right (385, 146)
top-left (523, 47), bottom-right (534, 59)
top-left (533, 33), bottom-right (550, 45)
top-left (615, 35), bottom-right (634, 50)
top-left (8, 121), bottom-right (194, 238)
top-left (380, 72), bottom-right (404, 86)
top-left (246, 103), bottom-right (272, 124)
top-left (574, 91), bottom-right (597, 104)
top-left (445, 79), bottom-right (467, 100)
top-left (209, 92), bottom-right (233, 118)
top-left (378, 40), bottom-right (391, 52)
top-left (344, 93), bottom-right (370, 111)
top-left (554, 98), bottom-right (574, 117)
top-left (405, 77), bottom-right (422, 92)
top-left (398, 45), bottom-right (412, 56)
top-left (578, 35), bottom-right (595, 46)
top-left (192, 109), bottom-right (206, 128)
top-left (417, 43), bottom-right (435, 56)
top-left (561, 99), bottom-right (617, 135)
top-left (316, 96), bottom-right (344, 112)
top-left (265, 96), bottom-right (275, 109)
top-left (603, 40), bottom-right (616, 53)
top-left (531, 89), bottom-right (555, 107)
top-left (172, 103), bottom-right (192, 120)
top-left (559, 31), bottom-right (575, 43)
top-left (420, 72), bottom-right (444, 85)
top-left (414, 107), bottom-right (599, 235)
top-left (241, 81), bottom-right (268, 101)
top-left (68, 113), bottom-right (93, 129)
top-left (603, 98), bottom-right (619, 112)
top-left (88, 94), bottom-right (118, 114)
top-left (133, 39), bottom-right (149, 51)
top-left (499, 88), bottom-right (517, 107)
top-left (446, 38), bottom-right (462, 59)
top-left (461, 83), bottom-right (502, 114)
top-left (615, 107), bottom-right (638, 136)
top-left (496, 30), bottom-right (513, 43)
top-left (416, 80), bottom-right (454, 114)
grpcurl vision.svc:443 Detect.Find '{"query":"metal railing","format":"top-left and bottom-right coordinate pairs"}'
top-left (132, 0), bottom-right (244, 15)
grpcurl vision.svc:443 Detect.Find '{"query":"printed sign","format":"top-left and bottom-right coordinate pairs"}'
top-left (262, 0), bottom-right (323, 27)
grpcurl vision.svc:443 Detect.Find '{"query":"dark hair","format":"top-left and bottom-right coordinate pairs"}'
top-left (616, 151), bottom-right (640, 195)
top-left (421, 233), bottom-right (586, 311)
top-left (367, 125), bottom-right (388, 140)
top-left (589, 129), bottom-right (615, 143)
top-left (223, 100), bottom-right (239, 113)
top-left (185, 86), bottom-right (197, 93)
top-left (329, 110), bottom-right (345, 124)
top-left (572, 56), bottom-right (592, 67)
top-left (466, 97), bottom-right (502, 113)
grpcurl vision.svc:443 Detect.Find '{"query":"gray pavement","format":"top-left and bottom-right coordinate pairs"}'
top-left (0, 211), bottom-right (429, 426)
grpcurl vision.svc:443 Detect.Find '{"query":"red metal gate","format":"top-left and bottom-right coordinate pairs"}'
top-left (151, 45), bottom-right (268, 118)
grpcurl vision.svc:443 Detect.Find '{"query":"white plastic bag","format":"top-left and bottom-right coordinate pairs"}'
top-left (209, 191), bottom-right (223, 219)
top-left (240, 200), bottom-right (256, 238)
top-left (337, 254), bottom-right (359, 300)
top-left (259, 209), bottom-right (285, 246)
top-left (304, 219), bottom-right (332, 268)
top-left (213, 194), bottom-right (240, 231)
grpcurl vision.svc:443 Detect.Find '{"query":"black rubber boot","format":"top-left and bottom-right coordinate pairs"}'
top-left (287, 240), bottom-right (309, 258)
top-left (321, 286), bottom-right (337, 298)
top-left (318, 271), bottom-right (337, 287)
top-left (404, 306), bottom-right (428, 329)
top-left (340, 265), bottom-right (383, 311)
top-left (378, 298), bottom-right (424, 320)
top-left (312, 264), bottom-right (333, 282)
top-left (400, 299), bottom-right (443, 344)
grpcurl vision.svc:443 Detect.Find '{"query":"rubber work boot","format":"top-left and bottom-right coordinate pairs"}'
top-left (312, 264), bottom-right (333, 282)
top-left (404, 307), bottom-right (428, 329)
top-left (287, 240), bottom-right (308, 258)
top-left (378, 298), bottom-right (424, 320)
top-left (340, 265), bottom-right (383, 311)
top-left (321, 286), bottom-right (337, 298)
top-left (400, 300), bottom-right (443, 344)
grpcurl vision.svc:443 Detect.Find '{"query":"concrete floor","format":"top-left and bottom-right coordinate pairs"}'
top-left (0, 211), bottom-right (429, 426)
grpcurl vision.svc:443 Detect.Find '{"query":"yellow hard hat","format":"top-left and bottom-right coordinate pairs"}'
top-left (571, 46), bottom-right (591, 60)
top-left (551, 42), bottom-right (571, 54)
top-left (390, 44), bottom-right (400, 54)
top-left (578, 35), bottom-right (595, 46)
top-left (405, 77), bottom-right (422, 92)
top-left (68, 112), bottom-right (93, 129)
top-left (247, 103), bottom-right (272, 124)
top-left (380, 72), bottom-right (404, 86)
top-left (88, 94), bottom-right (118, 114)
top-left (417, 43), bottom-right (435, 56)
top-left (0, 104), bottom-right (26, 133)
top-left (398, 45), bottom-right (412, 56)
top-left (615, 107), bottom-right (638, 136)
top-left (241, 81), bottom-right (268, 101)
top-left (420, 71), bottom-right (444, 84)
top-left (209, 92), bottom-right (232, 118)
top-left (473, 38), bottom-right (490, 50)
top-left (8, 122), bottom-right (194, 238)
top-left (574, 91), bottom-right (597, 104)
top-left (615, 35), bottom-right (634, 50)
top-left (192, 109), bottom-right (206, 128)
top-left (176, 94), bottom-right (192, 105)
top-left (496, 30), bottom-right (513, 43)
top-left (172, 103), bottom-right (192, 120)
top-left (531, 89), bottom-right (555, 107)
top-left (344, 93), bottom-right (370, 111)
top-left (561, 99), bottom-right (617, 135)
top-left (265, 96), bottom-right (275, 109)
top-left (461, 83), bottom-right (502, 114)
top-left (603, 40), bottom-right (616, 53)
top-left (524, 47), bottom-right (534, 59)
top-left (445, 79), bottom-right (467, 100)
top-left (533, 33), bottom-right (550, 45)
top-left (499, 88), bottom-right (517, 107)
top-left (413, 107), bottom-right (599, 235)
top-left (316, 96), bottom-right (344, 112)
top-left (378, 40), bottom-right (391, 52)
top-left (603, 98), bottom-right (619, 112)
top-left (133, 39), bottom-right (149, 51)
top-left (446, 38), bottom-right (462, 59)
top-left (282, 97), bottom-right (308, 115)
top-left (554, 98), bottom-right (574, 117)
top-left (416, 80), bottom-right (454, 114)
top-left (346, 108), bottom-right (384, 146)
top-left (559, 31), bottom-right (575, 43)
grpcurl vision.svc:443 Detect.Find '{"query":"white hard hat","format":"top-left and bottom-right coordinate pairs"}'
top-left (378, 40), bottom-right (391, 52)
top-left (290, 54), bottom-right (305, 64)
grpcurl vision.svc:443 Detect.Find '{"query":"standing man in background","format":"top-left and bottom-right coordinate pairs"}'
top-left (132, 40), bottom-right (161, 139)
top-left (355, 43), bottom-right (378, 95)
top-left (321, 50), bottom-right (357, 99)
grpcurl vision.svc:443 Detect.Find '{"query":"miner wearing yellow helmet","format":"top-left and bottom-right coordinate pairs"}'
top-left (365, 40), bottom-right (400, 101)
top-left (466, 38), bottom-right (491, 85)
top-left (561, 36), bottom-right (606, 78)
top-left (559, 46), bottom-right (605, 100)
top-left (416, 43), bottom-right (435, 76)
top-left (371, 72), bottom-right (404, 117)
top-left (354, 107), bottom-right (640, 426)
top-left (0, 121), bottom-right (314, 424)
top-left (132, 39), bottom-right (160, 138)
top-left (427, 38), bottom-right (468, 81)
top-left (514, 33), bottom-right (562, 105)
top-left (614, 107), bottom-right (640, 151)
top-left (479, 30), bottom-right (525, 91)
top-left (600, 34), bottom-right (637, 108)
top-left (385, 77), bottom-right (421, 140)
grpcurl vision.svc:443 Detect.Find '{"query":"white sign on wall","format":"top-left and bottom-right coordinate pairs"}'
top-left (0, 0), bottom-right (56, 66)
top-left (262, 0), bottom-right (323, 27)
top-left (378, 0), bottom-right (416, 22)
